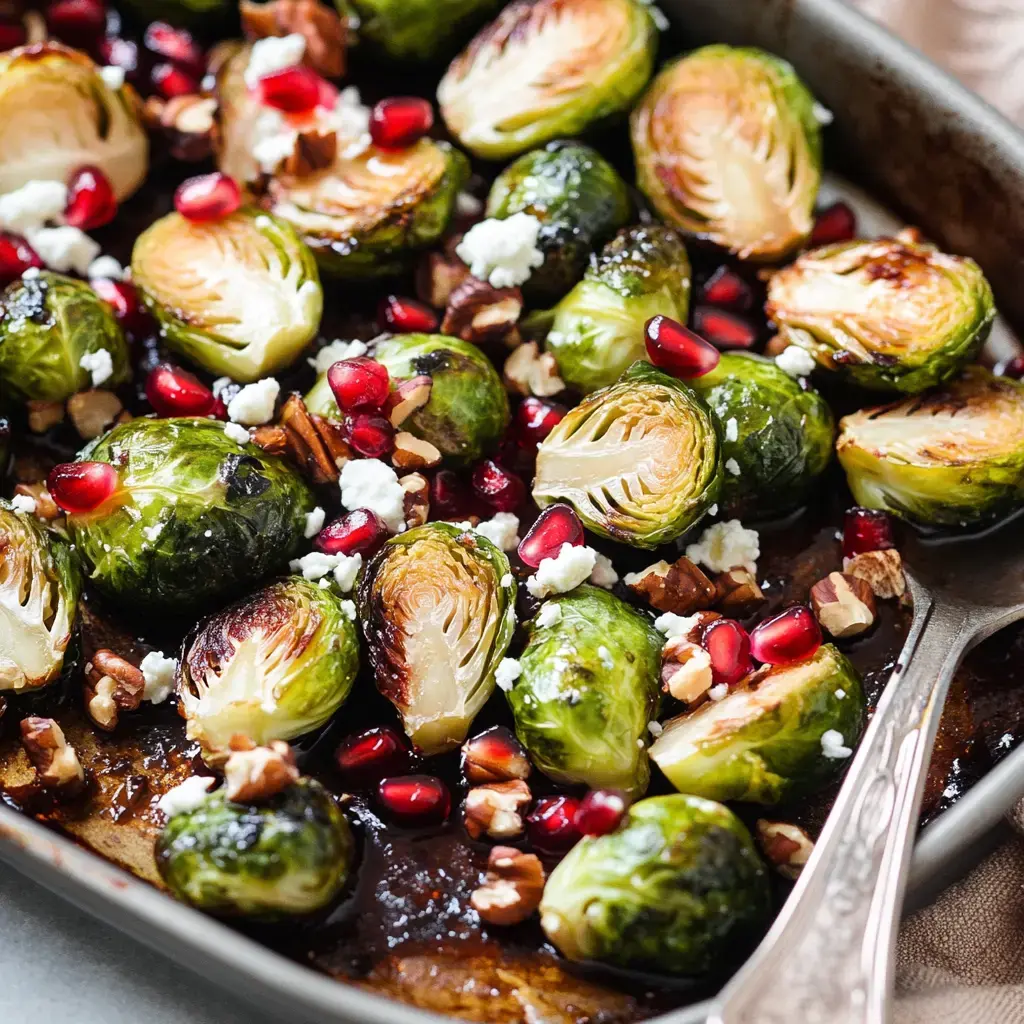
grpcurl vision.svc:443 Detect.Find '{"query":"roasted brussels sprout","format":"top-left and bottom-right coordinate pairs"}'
top-left (438, 0), bottom-right (659, 160)
top-left (541, 794), bottom-right (770, 974)
top-left (0, 272), bottom-right (130, 404)
top-left (631, 45), bottom-right (821, 260)
top-left (132, 208), bottom-right (322, 382)
top-left (529, 225), bottom-right (691, 393)
top-left (0, 500), bottom-right (81, 692)
top-left (0, 44), bottom-right (148, 201)
top-left (486, 142), bottom-right (632, 303)
top-left (650, 644), bottom-right (865, 804)
top-left (179, 577), bottom-right (360, 762)
top-left (836, 367), bottom-right (1024, 527)
top-left (358, 522), bottom-right (517, 754)
top-left (66, 418), bottom-right (315, 610)
top-left (307, 333), bottom-right (509, 466)
top-left (690, 352), bottom-right (834, 519)
top-left (765, 237), bottom-right (995, 393)
top-left (508, 585), bottom-right (661, 797)
top-left (533, 361), bottom-right (721, 548)
top-left (157, 778), bottom-right (354, 917)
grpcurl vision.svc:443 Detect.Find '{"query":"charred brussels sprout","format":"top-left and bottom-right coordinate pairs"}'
top-left (541, 794), bottom-right (770, 974)
top-left (508, 585), bottom-right (661, 797)
top-left (650, 644), bottom-right (865, 804)
top-left (0, 501), bottom-right (81, 692)
top-left (132, 208), bottom-right (322, 382)
top-left (66, 418), bottom-right (315, 611)
top-left (766, 237), bottom-right (995, 393)
top-left (438, 0), bottom-right (658, 160)
top-left (486, 142), bottom-right (632, 303)
top-left (179, 577), bottom-right (360, 762)
top-left (157, 779), bottom-right (354, 917)
top-left (358, 522), bottom-right (517, 754)
top-left (836, 367), bottom-right (1024, 526)
top-left (533, 361), bottom-right (721, 548)
top-left (690, 352), bottom-right (833, 519)
top-left (631, 45), bottom-right (821, 260)
top-left (529, 225), bottom-right (691, 393)
top-left (0, 272), bottom-right (130, 403)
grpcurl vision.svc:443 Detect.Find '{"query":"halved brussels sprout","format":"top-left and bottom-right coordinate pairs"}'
top-left (486, 142), bottom-right (632, 303)
top-left (765, 237), bottom-right (996, 393)
top-left (836, 367), bottom-right (1024, 526)
top-left (0, 500), bottom-right (81, 692)
top-left (438, 0), bottom-right (658, 160)
top-left (67, 418), bottom-right (315, 610)
top-left (357, 522), bottom-right (517, 754)
top-left (541, 794), bottom-right (770, 974)
top-left (0, 272), bottom-right (131, 403)
top-left (508, 585), bottom-right (661, 797)
top-left (0, 43), bottom-right (148, 201)
top-left (650, 644), bottom-right (865, 804)
top-left (690, 352), bottom-right (834, 519)
top-left (527, 224), bottom-right (691, 393)
top-left (631, 45), bottom-right (822, 261)
top-left (132, 208), bottom-right (322, 382)
top-left (157, 778), bottom-right (354, 918)
top-left (533, 361), bottom-right (721, 548)
top-left (179, 577), bottom-right (360, 762)
top-left (307, 333), bottom-right (509, 466)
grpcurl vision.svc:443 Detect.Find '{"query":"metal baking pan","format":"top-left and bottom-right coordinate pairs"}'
top-left (3, 1), bottom-right (1024, 1021)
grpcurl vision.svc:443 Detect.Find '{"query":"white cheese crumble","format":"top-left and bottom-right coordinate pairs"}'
top-left (79, 349), bottom-right (113, 387)
top-left (252, 111), bottom-right (297, 175)
top-left (495, 658), bottom-right (522, 692)
top-left (455, 191), bottom-right (484, 217)
top-left (526, 542), bottom-right (597, 599)
top-left (227, 377), bottom-right (280, 425)
top-left (339, 458), bottom-right (406, 533)
top-left (142, 522), bottom-right (164, 543)
top-left (87, 255), bottom-right (124, 281)
top-left (330, 86), bottom-right (371, 152)
top-left (340, 599), bottom-right (357, 621)
top-left (708, 504), bottom-right (719, 517)
top-left (725, 417), bottom-right (739, 442)
top-left (307, 338), bottom-right (368, 373)
top-left (835, 689), bottom-right (846, 700)
top-left (648, 720), bottom-right (664, 738)
top-left (597, 645), bottom-right (614, 670)
top-left (725, 458), bottom-right (742, 476)
top-left (140, 651), bottom-right (177, 704)
top-left (500, 573), bottom-right (513, 588)
top-left (589, 552), bottom-right (618, 589)
top-left (304, 506), bottom-right (326, 539)
top-left (157, 776), bottom-right (214, 817)
top-left (775, 346), bottom-right (817, 378)
top-left (22, 267), bottom-right (40, 280)
top-left (10, 494), bottom-right (36, 514)
top-left (708, 684), bottom-right (729, 702)
top-left (244, 33), bottom-right (306, 88)
top-left (813, 101), bottom-right (834, 126)
top-left (289, 550), bottom-right (362, 592)
top-left (27, 226), bottom-right (100, 275)
top-left (100, 65), bottom-right (126, 90)
top-left (455, 213), bottom-right (544, 289)
top-left (473, 512), bottom-right (520, 552)
top-left (223, 422), bottom-right (250, 445)
top-left (0, 180), bottom-right (68, 235)
top-left (212, 376), bottom-right (233, 397)
top-left (535, 602), bottom-right (562, 628)
top-left (686, 519), bottom-right (760, 574)
top-left (821, 729), bottom-right (853, 759)
top-left (654, 611), bottom-right (703, 639)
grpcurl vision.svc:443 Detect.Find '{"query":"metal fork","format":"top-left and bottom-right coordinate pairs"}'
top-left (709, 512), bottom-right (1024, 1024)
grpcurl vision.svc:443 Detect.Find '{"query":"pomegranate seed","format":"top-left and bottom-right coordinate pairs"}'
top-left (842, 507), bottom-right (895, 558)
top-left (999, 355), bottom-right (1024, 380)
top-left (327, 357), bottom-right (390, 412)
top-left (0, 21), bottom-right (26, 49)
top-left (370, 97), bottom-right (434, 150)
top-left (151, 62), bottom-right (200, 99)
top-left (701, 266), bottom-right (752, 309)
top-left (430, 470), bottom-right (471, 520)
top-left (0, 234), bottom-right (43, 283)
top-left (574, 790), bottom-right (627, 837)
top-left (90, 278), bottom-right (152, 335)
top-left (516, 397), bottom-right (565, 447)
top-left (645, 315), bottom-right (720, 379)
top-left (99, 37), bottom-right (143, 82)
top-left (45, 0), bottom-right (106, 46)
top-left (692, 307), bottom-right (757, 350)
top-left (810, 201), bottom-right (857, 247)
top-left (517, 505), bottom-right (584, 568)
top-left (461, 726), bottom-right (531, 785)
top-left (701, 619), bottom-right (753, 686)
top-left (379, 294), bottom-right (438, 334)
top-left (257, 65), bottom-right (323, 114)
top-left (345, 413), bottom-right (395, 458)
top-left (750, 606), bottom-right (822, 666)
top-left (47, 461), bottom-right (118, 514)
top-left (145, 363), bottom-right (221, 418)
top-left (471, 459), bottom-right (524, 513)
top-left (336, 726), bottom-right (411, 788)
top-left (377, 774), bottom-right (451, 827)
top-left (316, 508), bottom-right (389, 557)
top-left (64, 166), bottom-right (117, 232)
top-left (174, 173), bottom-right (241, 223)
top-left (527, 795), bottom-right (581, 855)
top-left (143, 21), bottom-right (203, 76)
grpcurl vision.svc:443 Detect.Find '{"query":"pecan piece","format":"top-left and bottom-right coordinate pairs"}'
top-left (462, 726), bottom-right (531, 785)
top-left (713, 568), bottom-right (766, 616)
top-left (844, 548), bottom-right (906, 600)
top-left (240, 0), bottom-right (348, 78)
top-left (20, 717), bottom-right (85, 794)
top-left (283, 128), bottom-right (337, 177)
top-left (147, 94), bottom-right (218, 162)
top-left (660, 637), bottom-right (713, 704)
top-left (84, 650), bottom-right (145, 731)
top-left (810, 572), bottom-right (876, 638)
top-left (416, 251), bottom-right (471, 309)
top-left (26, 399), bottom-right (64, 434)
top-left (441, 277), bottom-right (523, 344)
top-left (503, 341), bottom-right (565, 398)
top-left (385, 376), bottom-right (432, 428)
top-left (464, 780), bottom-right (532, 840)
top-left (471, 846), bottom-right (545, 927)
top-left (274, 393), bottom-right (352, 484)
top-left (392, 432), bottom-right (442, 472)
top-left (224, 740), bottom-right (300, 803)
top-left (623, 557), bottom-right (716, 615)
top-left (67, 388), bottom-right (124, 440)
top-left (400, 472), bottom-right (430, 528)
top-left (755, 819), bottom-right (815, 880)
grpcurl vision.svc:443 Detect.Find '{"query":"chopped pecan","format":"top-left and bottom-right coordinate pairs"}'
top-left (150, 94), bottom-right (218, 162)
top-left (623, 557), bottom-right (715, 615)
top-left (503, 342), bottom-right (565, 398)
top-left (283, 128), bottom-right (337, 177)
top-left (224, 740), bottom-right (300, 803)
top-left (471, 846), bottom-right (545, 927)
top-left (755, 820), bottom-right (814, 880)
top-left (713, 568), bottom-right (766, 616)
top-left (661, 637), bottom-right (713, 704)
top-left (810, 571), bottom-right (876, 638)
top-left (385, 376), bottom-right (433, 428)
top-left (844, 548), bottom-right (906, 600)
top-left (464, 780), bottom-right (532, 840)
top-left (84, 650), bottom-right (145, 731)
top-left (250, 424), bottom-right (289, 456)
top-left (26, 399), bottom-right (64, 434)
top-left (401, 472), bottom-right (430, 528)
top-left (13, 483), bottom-right (59, 520)
top-left (392, 432), bottom-right (442, 472)
top-left (441, 277), bottom-right (523, 345)
top-left (416, 250), bottom-right (471, 309)
top-left (274, 393), bottom-right (352, 484)
top-left (462, 726), bottom-right (531, 785)
top-left (20, 717), bottom-right (85, 794)
top-left (240, 0), bottom-right (348, 78)
top-left (67, 388), bottom-right (124, 440)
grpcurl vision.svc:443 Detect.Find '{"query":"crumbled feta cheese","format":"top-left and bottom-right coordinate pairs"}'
top-left (821, 729), bottom-right (853, 759)
top-left (27, 226), bottom-right (100, 275)
top-left (100, 65), bottom-right (126, 90)
top-left (654, 611), bottom-right (702, 639)
top-left (589, 552), bottom-right (618, 589)
top-left (526, 543), bottom-right (597, 598)
top-left (223, 422), bottom-right (250, 445)
top-left (473, 512), bottom-right (520, 551)
top-left (0, 180), bottom-right (68, 235)
top-left (140, 651), bottom-right (177, 704)
top-left (495, 658), bottom-right (522, 692)
top-left (79, 349), bottom-right (113, 387)
top-left (597, 645), bottom-right (614, 670)
top-left (648, 720), bottom-right (664, 738)
top-left (725, 417), bottom-right (739, 442)
top-left (775, 346), bottom-right (817, 378)
top-left (455, 191), bottom-right (484, 217)
top-left (227, 377), bottom-right (280, 425)
top-left (307, 338), bottom-right (368, 374)
top-left (835, 689), bottom-right (846, 700)
top-left (251, 112), bottom-right (298, 174)
top-left (535, 603), bottom-right (562, 628)
top-left (330, 86), bottom-right (371, 148)
top-left (686, 519), bottom-right (760, 574)
top-left (244, 33), bottom-right (306, 88)
top-left (339, 458), bottom-right (406, 533)
top-left (157, 775), bottom-right (214, 817)
top-left (637, 738), bottom-right (645, 749)
top-left (87, 255), bottom-right (124, 281)
top-left (725, 458), bottom-right (742, 476)
top-left (9, 494), bottom-right (36, 514)
top-left (813, 101), bottom-right (834, 126)
top-left (500, 573), bottom-right (513, 588)
top-left (142, 522), bottom-right (164, 543)
top-left (455, 213), bottom-right (544, 289)
top-left (22, 267), bottom-right (40, 280)
top-left (340, 599), bottom-right (357, 621)
top-left (289, 550), bottom-right (362, 592)
top-left (708, 684), bottom-right (729, 702)
top-left (304, 506), bottom-right (326, 539)
top-left (708, 504), bottom-right (719, 517)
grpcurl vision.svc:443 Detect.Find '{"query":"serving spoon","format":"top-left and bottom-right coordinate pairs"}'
top-left (709, 511), bottom-right (1024, 1024)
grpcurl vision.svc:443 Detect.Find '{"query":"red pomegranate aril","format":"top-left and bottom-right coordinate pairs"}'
top-left (378, 774), bottom-right (451, 827)
top-left (327, 357), bottom-right (390, 412)
top-left (90, 278), bottom-right (151, 335)
top-left (47, 462), bottom-right (118, 514)
top-left (750, 606), bottom-right (822, 666)
top-left (692, 307), bottom-right (757, 350)
top-left (471, 459), bottom-right (525, 513)
top-left (0, 21), bottom-right (26, 49)
top-left (145, 363), bottom-right (220, 418)
top-left (431, 469), bottom-right (471, 520)
top-left (842, 507), bottom-right (895, 558)
top-left (645, 315), bottom-right (721, 379)
top-left (574, 790), bottom-right (627, 837)
top-left (701, 266), bottom-right (753, 310)
top-left (517, 504), bottom-right (584, 568)
top-left (810, 201), bottom-right (857, 247)
top-left (370, 97), bottom-right (434, 150)
top-left (151, 62), bottom-right (200, 99)
top-left (0, 234), bottom-right (43, 283)
top-left (64, 166), bottom-right (117, 231)
top-left (336, 726), bottom-right (411, 788)
top-left (516, 396), bottom-right (565, 447)
top-left (143, 21), bottom-right (204, 76)
top-left (45, 0), bottom-right (106, 45)
top-left (257, 65), bottom-right (322, 114)
top-left (1000, 355), bottom-right (1024, 380)
top-left (379, 294), bottom-right (438, 334)
top-left (527, 795), bottom-right (581, 855)
top-left (316, 508), bottom-right (389, 557)
top-left (702, 618), bottom-right (753, 687)
top-left (174, 172), bottom-right (241, 223)
top-left (346, 413), bottom-right (395, 458)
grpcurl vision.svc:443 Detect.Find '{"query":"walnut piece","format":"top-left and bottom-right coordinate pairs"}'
top-left (844, 548), bottom-right (906, 600)
top-left (503, 341), bottom-right (565, 398)
top-left (283, 128), bottom-right (337, 177)
top-left (385, 376), bottom-right (433, 428)
top-left (416, 251), bottom-right (471, 309)
top-left (20, 716), bottom-right (85, 794)
top-left (84, 649), bottom-right (145, 731)
top-left (224, 740), bottom-right (300, 803)
top-left (810, 571), bottom-right (877, 638)
top-left (661, 637), bottom-right (714, 704)
top-left (755, 819), bottom-right (815, 880)
top-left (67, 388), bottom-right (124, 440)
top-left (470, 846), bottom-right (545, 926)
top-left (240, 0), bottom-right (348, 78)
top-left (464, 780), bottom-right (532, 840)
top-left (462, 726), bottom-right (531, 785)
top-left (148, 94), bottom-right (218, 162)
top-left (624, 557), bottom-right (715, 615)
top-left (441, 277), bottom-right (523, 345)
top-left (400, 472), bottom-right (430, 528)
top-left (392, 432), bottom-right (442, 472)
top-left (713, 567), bottom-right (766, 616)
top-left (26, 399), bottom-right (64, 434)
